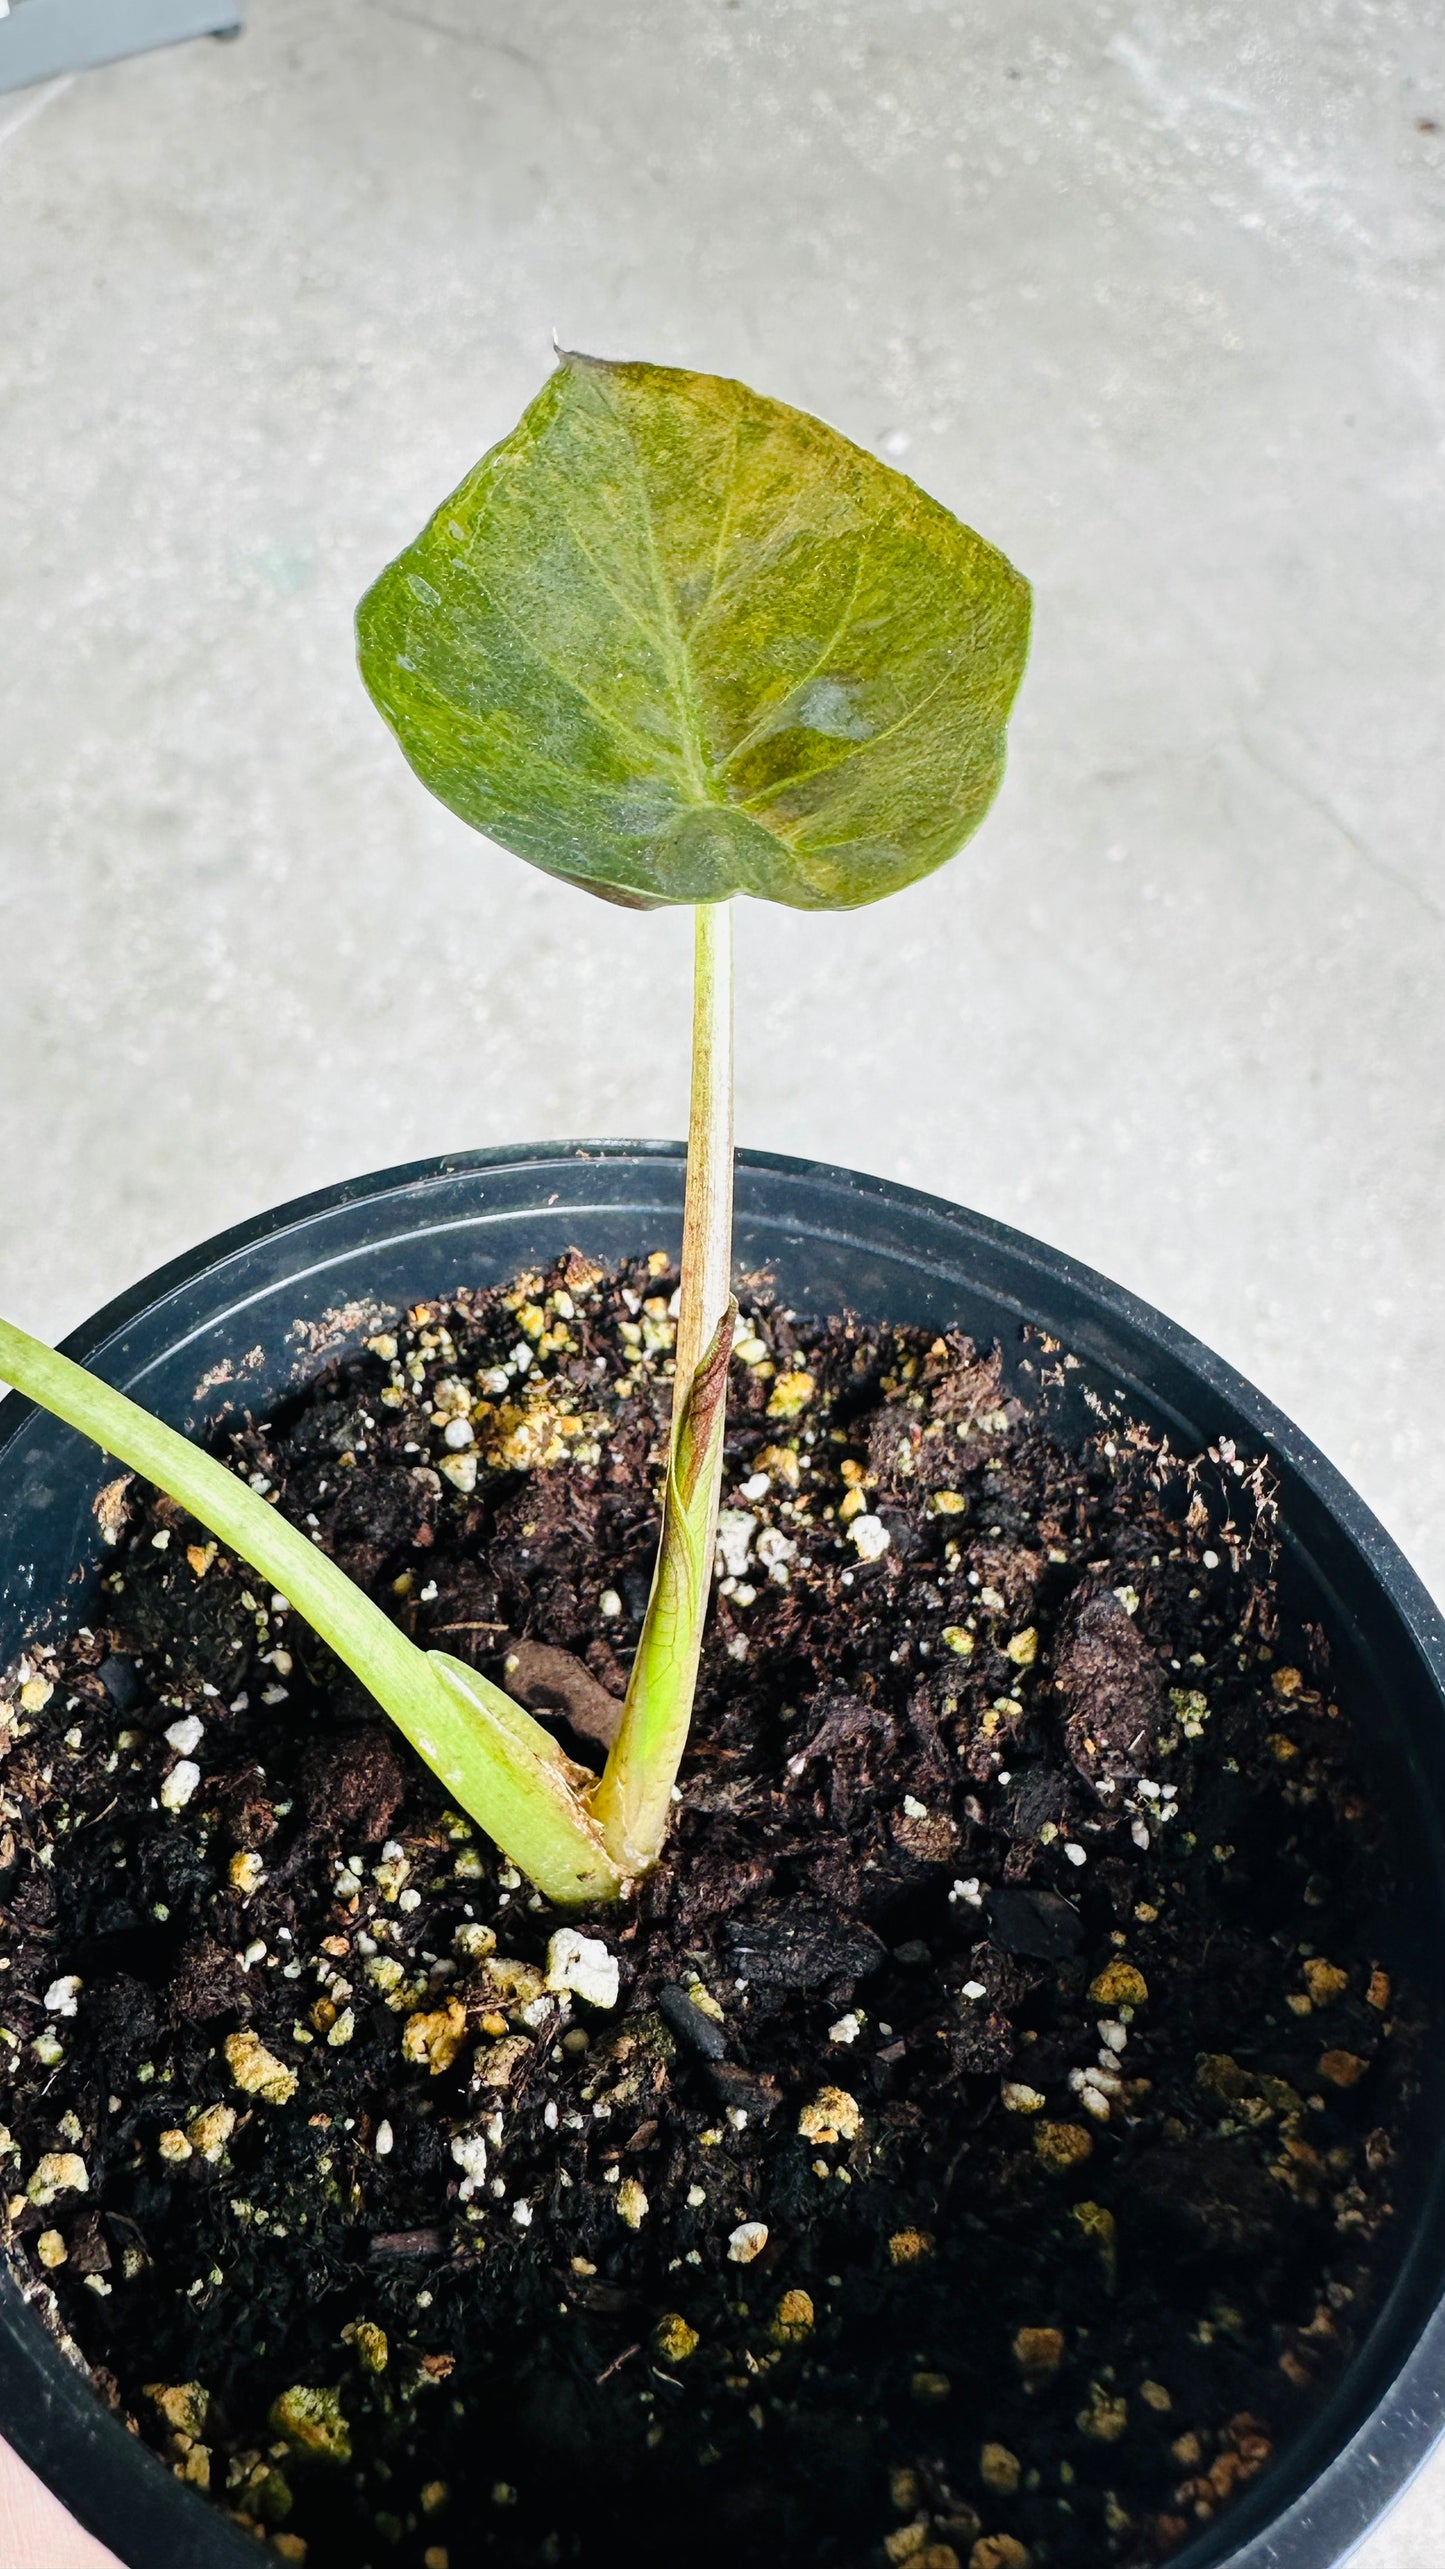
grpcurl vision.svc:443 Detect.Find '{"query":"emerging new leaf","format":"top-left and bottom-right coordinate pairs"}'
top-left (357, 353), bottom-right (1030, 911)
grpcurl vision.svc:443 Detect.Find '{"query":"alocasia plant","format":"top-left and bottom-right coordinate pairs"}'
top-left (0, 352), bottom-right (1029, 1903)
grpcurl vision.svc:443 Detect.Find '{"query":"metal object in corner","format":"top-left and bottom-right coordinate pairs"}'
top-left (0, 0), bottom-right (241, 96)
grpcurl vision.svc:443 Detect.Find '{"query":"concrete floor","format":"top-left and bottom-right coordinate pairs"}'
top-left (1, 0), bottom-right (1443, 2559)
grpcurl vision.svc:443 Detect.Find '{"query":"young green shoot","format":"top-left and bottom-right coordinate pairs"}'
top-left (1, 350), bottom-right (1028, 1909)
top-left (0, 1315), bottom-right (625, 1905)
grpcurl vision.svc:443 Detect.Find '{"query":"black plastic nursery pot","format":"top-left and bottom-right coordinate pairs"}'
top-left (1, 1139), bottom-right (1443, 2569)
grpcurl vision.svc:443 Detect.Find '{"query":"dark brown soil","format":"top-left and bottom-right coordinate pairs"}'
top-left (0, 1256), bottom-right (1423, 2569)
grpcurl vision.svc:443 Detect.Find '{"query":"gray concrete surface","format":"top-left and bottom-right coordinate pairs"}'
top-left (0, 1), bottom-right (1443, 2560)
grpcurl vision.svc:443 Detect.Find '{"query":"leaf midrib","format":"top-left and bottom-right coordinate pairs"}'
top-left (579, 371), bottom-right (920, 835)
top-left (583, 368), bottom-right (719, 812)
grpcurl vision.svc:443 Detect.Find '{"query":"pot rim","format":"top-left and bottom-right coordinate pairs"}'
top-left (0, 1136), bottom-right (1441, 2569)
top-left (25, 1137), bottom-right (1445, 1668)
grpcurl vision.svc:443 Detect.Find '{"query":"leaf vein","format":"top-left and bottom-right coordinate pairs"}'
top-left (463, 572), bottom-right (689, 783)
top-left (716, 528), bottom-right (876, 776)
top-left (738, 661), bottom-right (957, 812)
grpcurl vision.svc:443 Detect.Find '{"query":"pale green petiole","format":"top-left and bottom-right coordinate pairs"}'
top-left (592, 900), bottom-right (736, 1872)
top-left (0, 1315), bottom-right (625, 1906)
top-left (590, 1296), bottom-right (736, 1872)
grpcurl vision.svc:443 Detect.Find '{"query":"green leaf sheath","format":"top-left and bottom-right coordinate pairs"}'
top-left (0, 1318), bottom-right (624, 1905)
top-left (592, 1298), bottom-right (737, 1873)
top-left (424, 1654), bottom-right (623, 1902)
top-left (356, 351), bottom-right (1031, 912)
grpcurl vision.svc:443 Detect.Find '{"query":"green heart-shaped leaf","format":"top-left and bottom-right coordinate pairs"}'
top-left (357, 353), bottom-right (1030, 911)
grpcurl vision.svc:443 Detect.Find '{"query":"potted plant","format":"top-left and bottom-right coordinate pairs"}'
top-left (0, 356), bottom-right (1442, 2569)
